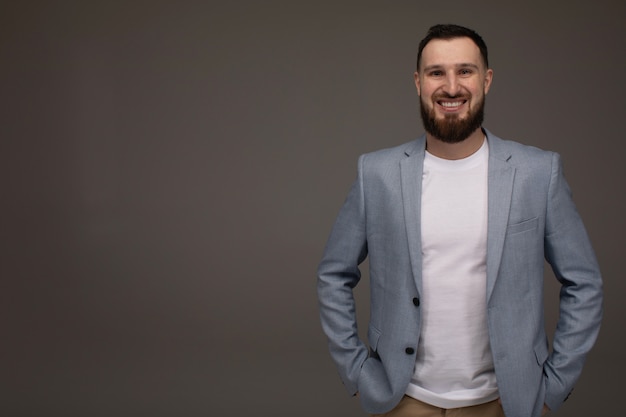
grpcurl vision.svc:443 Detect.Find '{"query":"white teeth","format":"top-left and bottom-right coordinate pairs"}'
top-left (441, 101), bottom-right (463, 107)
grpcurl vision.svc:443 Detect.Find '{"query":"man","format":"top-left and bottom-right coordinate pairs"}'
top-left (317, 24), bottom-right (603, 417)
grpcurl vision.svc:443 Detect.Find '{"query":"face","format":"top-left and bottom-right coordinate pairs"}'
top-left (415, 37), bottom-right (493, 143)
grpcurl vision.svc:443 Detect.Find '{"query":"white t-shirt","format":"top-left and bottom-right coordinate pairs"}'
top-left (405, 138), bottom-right (498, 408)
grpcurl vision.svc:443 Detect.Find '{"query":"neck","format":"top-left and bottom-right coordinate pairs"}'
top-left (425, 128), bottom-right (485, 160)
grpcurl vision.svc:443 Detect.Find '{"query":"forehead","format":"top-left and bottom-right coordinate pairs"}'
top-left (420, 37), bottom-right (483, 70)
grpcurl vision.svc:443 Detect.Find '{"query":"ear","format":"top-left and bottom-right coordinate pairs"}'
top-left (414, 71), bottom-right (421, 96)
top-left (483, 68), bottom-right (493, 95)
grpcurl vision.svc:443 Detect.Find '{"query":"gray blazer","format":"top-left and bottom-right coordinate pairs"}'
top-left (317, 130), bottom-right (603, 417)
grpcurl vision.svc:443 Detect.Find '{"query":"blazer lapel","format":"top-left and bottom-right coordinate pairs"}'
top-left (485, 133), bottom-right (516, 302)
top-left (400, 137), bottom-right (426, 297)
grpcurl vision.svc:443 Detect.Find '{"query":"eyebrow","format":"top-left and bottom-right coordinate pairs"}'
top-left (422, 63), bottom-right (481, 72)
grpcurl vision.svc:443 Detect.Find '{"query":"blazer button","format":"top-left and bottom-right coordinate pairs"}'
top-left (405, 347), bottom-right (415, 355)
top-left (412, 297), bottom-right (420, 307)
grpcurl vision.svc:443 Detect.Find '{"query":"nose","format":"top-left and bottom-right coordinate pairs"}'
top-left (443, 73), bottom-right (461, 96)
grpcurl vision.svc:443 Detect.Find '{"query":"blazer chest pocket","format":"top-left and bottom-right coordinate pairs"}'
top-left (506, 217), bottom-right (538, 235)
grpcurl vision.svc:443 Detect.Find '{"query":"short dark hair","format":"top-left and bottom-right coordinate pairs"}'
top-left (416, 24), bottom-right (489, 71)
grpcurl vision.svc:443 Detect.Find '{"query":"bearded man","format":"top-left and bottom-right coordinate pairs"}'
top-left (317, 24), bottom-right (603, 417)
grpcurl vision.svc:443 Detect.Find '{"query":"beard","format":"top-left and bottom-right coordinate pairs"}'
top-left (420, 93), bottom-right (485, 144)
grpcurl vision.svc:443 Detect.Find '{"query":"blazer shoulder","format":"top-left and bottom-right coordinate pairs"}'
top-left (487, 131), bottom-right (557, 169)
top-left (360, 137), bottom-right (424, 165)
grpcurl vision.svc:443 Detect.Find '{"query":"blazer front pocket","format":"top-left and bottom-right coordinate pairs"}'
top-left (368, 325), bottom-right (381, 355)
top-left (534, 338), bottom-right (549, 366)
top-left (507, 217), bottom-right (538, 235)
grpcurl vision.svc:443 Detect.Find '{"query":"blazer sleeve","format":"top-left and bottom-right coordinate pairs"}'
top-left (317, 154), bottom-right (369, 395)
top-left (543, 152), bottom-right (603, 410)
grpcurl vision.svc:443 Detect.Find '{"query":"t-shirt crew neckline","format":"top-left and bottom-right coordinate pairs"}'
top-left (424, 137), bottom-right (488, 172)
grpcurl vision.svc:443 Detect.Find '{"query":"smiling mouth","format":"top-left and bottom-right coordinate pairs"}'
top-left (436, 99), bottom-right (468, 112)
top-left (439, 100), bottom-right (465, 108)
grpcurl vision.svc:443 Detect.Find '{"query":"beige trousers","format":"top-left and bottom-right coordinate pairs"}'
top-left (371, 396), bottom-right (506, 417)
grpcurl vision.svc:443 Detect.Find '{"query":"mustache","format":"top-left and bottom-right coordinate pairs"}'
top-left (432, 92), bottom-right (470, 100)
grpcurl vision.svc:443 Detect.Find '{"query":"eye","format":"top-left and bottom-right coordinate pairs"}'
top-left (459, 68), bottom-right (473, 76)
top-left (429, 70), bottom-right (444, 77)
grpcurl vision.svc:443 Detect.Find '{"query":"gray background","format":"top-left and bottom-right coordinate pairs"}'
top-left (1, 1), bottom-right (624, 416)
